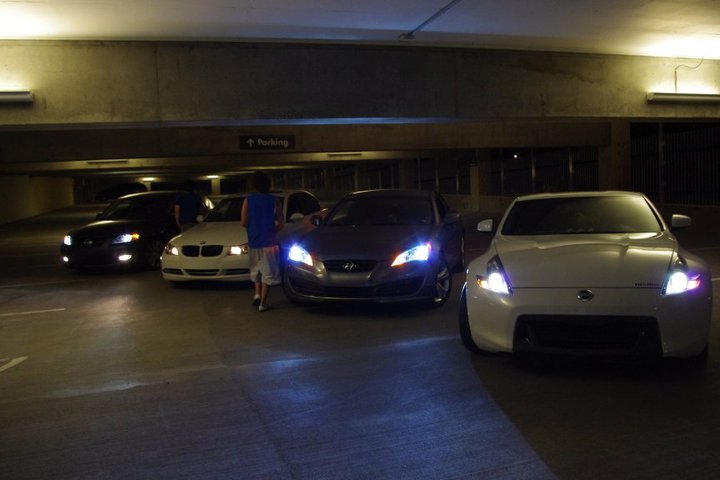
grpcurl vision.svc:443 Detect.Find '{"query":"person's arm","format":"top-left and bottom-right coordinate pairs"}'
top-left (196, 194), bottom-right (209, 217)
top-left (274, 198), bottom-right (285, 231)
top-left (240, 197), bottom-right (249, 227)
top-left (174, 204), bottom-right (182, 227)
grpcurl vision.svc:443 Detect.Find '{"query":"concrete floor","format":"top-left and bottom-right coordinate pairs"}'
top-left (1, 204), bottom-right (719, 480)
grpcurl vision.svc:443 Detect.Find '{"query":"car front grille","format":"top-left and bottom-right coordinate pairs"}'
top-left (75, 237), bottom-right (107, 249)
top-left (224, 268), bottom-right (250, 275)
top-left (374, 277), bottom-right (424, 296)
top-left (323, 259), bottom-right (377, 273)
top-left (288, 276), bottom-right (424, 299)
top-left (182, 245), bottom-right (224, 257)
top-left (185, 269), bottom-right (220, 276)
top-left (514, 315), bottom-right (662, 357)
top-left (201, 245), bottom-right (223, 256)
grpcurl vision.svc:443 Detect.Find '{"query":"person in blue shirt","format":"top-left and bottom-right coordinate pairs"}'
top-left (174, 180), bottom-right (207, 232)
top-left (241, 171), bottom-right (284, 311)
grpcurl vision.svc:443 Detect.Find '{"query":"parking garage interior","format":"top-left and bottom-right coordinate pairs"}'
top-left (2, 39), bottom-right (719, 225)
top-left (2, 2), bottom-right (720, 479)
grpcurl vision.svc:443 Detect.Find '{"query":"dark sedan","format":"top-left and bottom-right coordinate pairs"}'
top-left (61, 191), bottom-right (211, 270)
top-left (283, 189), bottom-right (465, 306)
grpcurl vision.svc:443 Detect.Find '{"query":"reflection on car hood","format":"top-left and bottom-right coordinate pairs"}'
top-left (171, 221), bottom-right (247, 245)
top-left (494, 232), bottom-right (677, 288)
top-left (70, 219), bottom-right (152, 235)
top-left (299, 225), bottom-right (434, 260)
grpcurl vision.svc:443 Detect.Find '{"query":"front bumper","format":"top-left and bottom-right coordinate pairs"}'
top-left (465, 283), bottom-right (712, 358)
top-left (161, 250), bottom-right (251, 282)
top-left (61, 243), bottom-right (143, 269)
top-left (284, 258), bottom-right (440, 303)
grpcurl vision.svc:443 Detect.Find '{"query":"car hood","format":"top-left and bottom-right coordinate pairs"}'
top-left (493, 232), bottom-right (677, 288)
top-left (299, 225), bottom-right (435, 261)
top-left (70, 219), bottom-right (152, 235)
top-left (171, 221), bottom-right (247, 245)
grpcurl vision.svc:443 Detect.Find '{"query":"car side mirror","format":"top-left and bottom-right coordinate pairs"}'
top-left (670, 214), bottom-right (692, 230)
top-left (289, 212), bottom-right (304, 223)
top-left (477, 219), bottom-right (494, 232)
top-left (310, 214), bottom-right (323, 226)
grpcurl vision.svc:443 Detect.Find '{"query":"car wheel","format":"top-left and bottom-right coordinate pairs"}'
top-left (144, 239), bottom-right (164, 269)
top-left (431, 260), bottom-right (452, 306)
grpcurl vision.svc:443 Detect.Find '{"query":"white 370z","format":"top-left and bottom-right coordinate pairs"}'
top-left (460, 191), bottom-right (712, 361)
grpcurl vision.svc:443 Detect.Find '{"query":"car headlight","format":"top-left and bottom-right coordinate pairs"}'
top-left (391, 243), bottom-right (431, 267)
top-left (229, 244), bottom-right (249, 255)
top-left (663, 255), bottom-right (702, 295)
top-left (112, 233), bottom-right (141, 244)
top-left (475, 255), bottom-right (512, 295)
top-left (288, 244), bottom-right (313, 267)
top-left (163, 242), bottom-right (179, 256)
top-left (63, 235), bottom-right (72, 246)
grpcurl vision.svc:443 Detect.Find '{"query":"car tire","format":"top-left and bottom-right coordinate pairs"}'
top-left (431, 260), bottom-right (452, 306)
top-left (144, 239), bottom-right (164, 269)
top-left (458, 285), bottom-right (482, 353)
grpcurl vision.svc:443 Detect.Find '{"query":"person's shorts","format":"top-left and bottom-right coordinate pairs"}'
top-left (249, 245), bottom-right (281, 286)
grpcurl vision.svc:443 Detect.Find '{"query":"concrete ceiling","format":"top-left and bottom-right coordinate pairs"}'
top-left (1, 0), bottom-right (719, 59)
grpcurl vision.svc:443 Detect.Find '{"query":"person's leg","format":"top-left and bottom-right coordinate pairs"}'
top-left (258, 246), bottom-right (280, 311)
top-left (249, 249), bottom-right (262, 305)
top-left (259, 282), bottom-right (270, 306)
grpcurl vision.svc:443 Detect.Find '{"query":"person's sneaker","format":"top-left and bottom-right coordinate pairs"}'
top-left (251, 294), bottom-right (261, 306)
top-left (258, 304), bottom-right (270, 312)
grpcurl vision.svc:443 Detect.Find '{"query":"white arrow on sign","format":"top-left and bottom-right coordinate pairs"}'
top-left (246, 139), bottom-right (255, 147)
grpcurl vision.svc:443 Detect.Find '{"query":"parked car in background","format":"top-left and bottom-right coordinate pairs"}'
top-left (93, 182), bottom-right (147, 202)
top-left (459, 191), bottom-right (712, 361)
top-left (283, 189), bottom-right (465, 306)
top-left (161, 190), bottom-right (323, 283)
top-left (62, 191), bottom-right (213, 270)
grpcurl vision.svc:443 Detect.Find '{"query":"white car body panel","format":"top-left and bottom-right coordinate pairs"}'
top-left (462, 191), bottom-right (713, 359)
top-left (161, 221), bottom-right (251, 282)
top-left (497, 233), bottom-right (674, 288)
top-left (161, 190), bottom-right (323, 282)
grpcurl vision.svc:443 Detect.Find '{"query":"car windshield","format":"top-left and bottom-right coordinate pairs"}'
top-left (205, 197), bottom-right (246, 222)
top-left (326, 195), bottom-right (434, 226)
top-left (205, 196), bottom-right (285, 222)
top-left (501, 196), bottom-right (663, 235)
top-left (99, 195), bottom-right (173, 220)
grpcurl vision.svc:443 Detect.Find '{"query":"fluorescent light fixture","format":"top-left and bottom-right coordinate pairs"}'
top-left (141, 177), bottom-right (156, 182)
top-left (86, 159), bottom-right (129, 164)
top-left (647, 92), bottom-right (720, 103)
top-left (327, 152), bottom-right (363, 157)
top-left (0, 91), bottom-right (34, 103)
top-left (207, 175), bottom-right (219, 179)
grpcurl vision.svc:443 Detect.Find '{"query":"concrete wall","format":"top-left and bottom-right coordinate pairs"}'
top-left (1, 40), bottom-right (718, 223)
top-left (0, 176), bottom-right (74, 224)
top-left (1, 40), bottom-right (719, 128)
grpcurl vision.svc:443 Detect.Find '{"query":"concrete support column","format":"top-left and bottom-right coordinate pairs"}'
top-left (598, 121), bottom-right (631, 191)
top-left (398, 159), bottom-right (416, 190)
top-left (473, 149), bottom-right (492, 195)
top-left (210, 177), bottom-right (221, 195)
